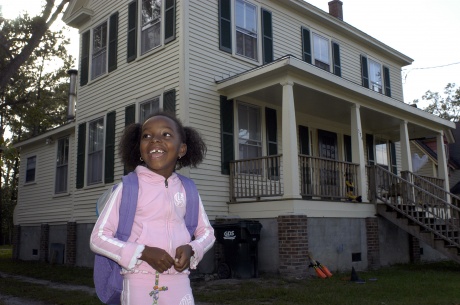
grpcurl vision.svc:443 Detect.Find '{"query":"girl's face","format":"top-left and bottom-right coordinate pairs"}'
top-left (140, 116), bottom-right (187, 178)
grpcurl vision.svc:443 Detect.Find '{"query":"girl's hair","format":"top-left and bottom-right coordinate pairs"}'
top-left (119, 111), bottom-right (207, 172)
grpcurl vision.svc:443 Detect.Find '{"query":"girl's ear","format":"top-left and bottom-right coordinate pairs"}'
top-left (179, 143), bottom-right (187, 158)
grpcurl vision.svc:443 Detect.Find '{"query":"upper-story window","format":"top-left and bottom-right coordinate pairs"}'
top-left (312, 33), bottom-right (330, 71)
top-left (219, 0), bottom-right (273, 64)
top-left (55, 137), bottom-right (69, 194)
top-left (25, 156), bottom-right (36, 183)
top-left (302, 27), bottom-right (341, 76)
top-left (139, 95), bottom-right (160, 122)
top-left (80, 12), bottom-right (119, 86)
top-left (127, 0), bottom-right (176, 62)
top-left (235, 0), bottom-right (258, 60)
top-left (361, 55), bottom-right (391, 97)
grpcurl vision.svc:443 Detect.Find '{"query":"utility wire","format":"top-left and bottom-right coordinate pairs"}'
top-left (403, 61), bottom-right (460, 83)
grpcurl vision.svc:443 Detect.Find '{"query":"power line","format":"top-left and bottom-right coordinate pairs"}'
top-left (403, 61), bottom-right (460, 83)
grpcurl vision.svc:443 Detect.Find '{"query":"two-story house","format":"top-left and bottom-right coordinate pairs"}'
top-left (13, 0), bottom-right (458, 278)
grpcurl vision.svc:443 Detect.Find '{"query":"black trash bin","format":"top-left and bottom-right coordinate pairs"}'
top-left (213, 220), bottom-right (262, 279)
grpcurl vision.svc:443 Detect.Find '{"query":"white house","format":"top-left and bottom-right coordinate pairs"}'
top-left (13, 0), bottom-right (459, 278)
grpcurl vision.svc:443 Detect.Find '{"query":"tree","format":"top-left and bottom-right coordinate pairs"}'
top-left (414, 83), bottom-right (460, 122)
top-left (0, 0), bottom-right (70, 93)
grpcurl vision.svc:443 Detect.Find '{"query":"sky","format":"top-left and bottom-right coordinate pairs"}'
top-left (1, 0), bottom-right (459, 107)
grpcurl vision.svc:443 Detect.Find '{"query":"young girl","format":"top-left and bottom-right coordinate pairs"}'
top-left (90, 112), bottom-right (215, 305)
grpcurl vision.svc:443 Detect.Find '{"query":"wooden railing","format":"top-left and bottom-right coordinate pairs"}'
top-left (299, 155), bottom-right (360, 200)
top-left (370, 165), bottom-right (460, 248)
top-left (229, 155), bottom-right (283, 201)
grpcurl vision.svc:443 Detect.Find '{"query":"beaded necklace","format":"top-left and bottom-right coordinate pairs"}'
top-left (149, 271), bottom-right (168, 305)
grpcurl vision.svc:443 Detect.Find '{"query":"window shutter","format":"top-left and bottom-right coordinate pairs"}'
top-left (383, 66), bottom-right (391, 97)
top-left (76, 123), bottom-right (86, 188)
top-left (344, 134), bottom-right (352, 162)
top-left (361, 55), bottom-right (369, 88)
top-left (105, 112), bottom-right (116, 184)
top-left (261, 8), bottom-right (273, 64)
top-left (80, 31), bottom-right (90, 86)
top-left (389, 141), bottom-right (397, 175)
top-left (219, 0), bottom-right (232, 53)
top-left (127, 1), bottom-right (137, 62)
top-left (298, 125), bottom-right (310, 155)
top-left (301, 27), bottom-right (312, 64)
top-left (366, 133), bottom-right (374, 165)
top-left (164, 0), bottom-right (176, 44)
top-left (265, 107), bottom-right (277, 155)
top-left (108, 12), bottom-right (119, 72)
top-left (125, 104), bottom-right (136, 126)
top-left (220, 96), bottom-right (234, 175)
top-left (332, 41), bottom-right (341, 77)
top-left (163, 89), bottom-right (176, 115)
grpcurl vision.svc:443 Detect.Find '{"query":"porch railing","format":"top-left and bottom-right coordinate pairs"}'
top-left (229, 155), bottom-right (283, 201)
top-left (299, 155), bottom-right (360, 200)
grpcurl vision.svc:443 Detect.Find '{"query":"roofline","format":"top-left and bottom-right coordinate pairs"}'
top-left (13, 121), bottom-right (76, 149)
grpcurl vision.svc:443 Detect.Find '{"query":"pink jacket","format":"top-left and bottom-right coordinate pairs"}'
top-left (90, 166), bottom-right (215, 274)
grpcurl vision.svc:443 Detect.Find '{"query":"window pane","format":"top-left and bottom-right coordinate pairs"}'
top-left (92, 22), bottom-right (108, 79)
top-left (375, 138), bottom-right (388, 166)
top-left (140, 97), bottom-right (160, 122)
top-left (141, 0), bottom-right (162, 54)
top-left (238, 103), bottom-right (261, 159)
top-left (313, 33), bottom-right (329, 70)
top-left (55, 138), bottom-right (69, 193)
top-left (26, 156), bottom-right (36, 182)
top-left (88, 118), bottom-right (104, 184)
top-left (235, 0), bottom-right (257, 60)
top-left (369, 59), bottom-right (382, 93)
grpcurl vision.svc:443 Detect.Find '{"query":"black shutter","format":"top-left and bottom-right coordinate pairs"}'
top-left (383, 66), bottom-right (391, 97)
top-left (80, 31), bottom-right (90, 86)
top-left (220, 96), bottom-right (234, 175)
top-left (125, 104), bottom-right (136, 126)
top-left (366, 134), bottom-right (374, 165)
top-left (301, 27), bottom-right (311, 64)
top-left (261, 8), bottom-right (273, 64)
top-left (164, 0), bottom-right (176, 44)
top-left (265, 107), bottom-right (277, 155)
top-left (298, 125), bottom-right (310, 155)
top-left (105, 111), bottom-right (116, 183)
top-left (76, 123), bottom-right (86, 188)
top-left (163, 89), bottom-right (176, 115)
top-left (127, 1), bottom-right (137, 62)
top-left (344, 135), bottom-right (352, 162)
top-left (389, 141), bottom-right (397, 175)
top-left (332, 41), bottom-right (341, 77)
top-left (108, 12), bottom-right (119, 72)
top-left (219, 0), bottom-right (232, 53)
top-left (361, 55), bottom-right (369, 88)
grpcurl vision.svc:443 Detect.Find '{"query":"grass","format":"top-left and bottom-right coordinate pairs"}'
top-left (0, 244), bottom-right (459, 305)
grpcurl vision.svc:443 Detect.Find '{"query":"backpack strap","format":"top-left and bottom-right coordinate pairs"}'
top-left (177, 173), bottom-right (200, 238)
top-left (115, 172), bottom-right (139, 241)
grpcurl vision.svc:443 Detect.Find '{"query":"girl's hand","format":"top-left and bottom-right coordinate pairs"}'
top-left (174, 245), bottom-right (194, 272)
top-left (140, 246), bottom-right (175, 273)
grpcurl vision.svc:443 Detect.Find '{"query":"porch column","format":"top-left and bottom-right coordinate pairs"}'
top-left (399, 120), bottom-right (412, 172)
top-left (281, 81), bottom-right (301, 199)
top-left (350, 104), bottom-right (367, 202)
top-left (436, 131), bottom-right (450, 192)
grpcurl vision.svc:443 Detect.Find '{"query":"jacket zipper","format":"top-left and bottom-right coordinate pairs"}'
top-left (165, 178), bottom-right (173, 273)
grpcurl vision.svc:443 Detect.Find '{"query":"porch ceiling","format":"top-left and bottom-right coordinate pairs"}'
top-left (216, 56), bottom-right (455, 141)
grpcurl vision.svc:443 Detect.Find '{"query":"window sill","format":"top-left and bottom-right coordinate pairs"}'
top-left (24, 181), bottom-right (36, 186)
top-left (53, 192), bottom-right (71, 198)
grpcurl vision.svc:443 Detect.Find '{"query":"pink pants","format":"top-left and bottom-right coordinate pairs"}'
top-left (121, 273), bottom-right (194, 305)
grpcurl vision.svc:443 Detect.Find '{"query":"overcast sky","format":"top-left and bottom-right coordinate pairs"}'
top-left (1, 0), bottom-right (459, 106)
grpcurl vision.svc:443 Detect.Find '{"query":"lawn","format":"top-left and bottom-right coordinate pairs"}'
top-left (0, 245), bottom-right (459, 305)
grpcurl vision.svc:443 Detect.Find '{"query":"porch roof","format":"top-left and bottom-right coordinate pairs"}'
top-left (216, 55), bottom-right (455, 142)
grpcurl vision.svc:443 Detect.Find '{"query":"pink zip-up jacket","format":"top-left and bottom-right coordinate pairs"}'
top-left (90, 166), bottom-right (215, 274)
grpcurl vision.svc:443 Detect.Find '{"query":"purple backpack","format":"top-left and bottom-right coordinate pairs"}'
top-left (94, 172), bottom-right (200, 304)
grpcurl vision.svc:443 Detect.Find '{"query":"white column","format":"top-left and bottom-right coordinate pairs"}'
top-left (281, 81), bottom-right (301, 199)
top-left (399, 120), bottom-right (412, 172)
top-left (350, 104), bottom-right (367, 202)
top-left (436, 131), bottom-right (450, 192)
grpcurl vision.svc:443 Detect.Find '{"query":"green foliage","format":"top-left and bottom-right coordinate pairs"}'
top-left (414, 83), bottom-right (460, 122)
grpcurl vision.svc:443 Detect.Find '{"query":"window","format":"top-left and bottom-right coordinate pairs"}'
top-left (238, 103), bottom-right (262, 159)
top-left (91, 22), bottom-right (108, 79)
top-left (313, 33), bottom-right (330, 71)
top-left (25, 156), bottom-right (36, 183)
top-left (235, 0), bottom-right (257, 60)
top-left (87, 118), bottom-right (104, 185)
top-left (360, 55), bottom-right (391, 96)
top-left (80, 12), bottom-right (118, 85)
top-left (375, 137), bottom-right (388, 169)
top-left (368, 59), bottom-right (382, 93)
top-left (139, 96), bottom-right (160, 122)
top-left (127, 0), bottom-right (176, 61)
top-left (55, 137), bottom-right (69, 193)
top-left (141, 0), bottom-right (161, 54)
